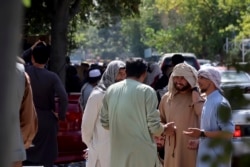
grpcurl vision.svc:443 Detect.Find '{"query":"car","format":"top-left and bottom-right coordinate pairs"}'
top-left (158, 52), bottom-right (200, 71)
top-left (197, 59), bottom-right (211, 65)
top-left (230, 97), bottom-right (250, 167)
top-left (198, 59), bottom-right (212, 68)
top-left (220, 70), bottom-right (250, 107)
top-left (218, 70), bottom-right (250, 166)
top-left (54, 92), bottom-right (87, 165)
top-left (145, 55), bottom-right (161, 63)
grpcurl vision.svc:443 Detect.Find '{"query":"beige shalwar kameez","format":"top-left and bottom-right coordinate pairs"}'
top-left (159, 92), bottom-right (201, 167)
top-left (159, 62), bottom-right (203, 167)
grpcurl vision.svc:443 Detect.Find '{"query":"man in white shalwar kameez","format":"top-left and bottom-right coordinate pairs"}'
top-left (101, 58), bottom-right (174, 167)
top-left (81, 60), bottom-right (126, 167)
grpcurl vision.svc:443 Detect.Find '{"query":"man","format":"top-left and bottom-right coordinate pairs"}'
top-left (166, 54), bottom-right (185, 78)
top-left (79, 68), bottom-right (102, 111)
top-left (65, 56), bottom-right (82, 93)
top-left (12, 59), bottom-right (38, 167)
top-left (100, 58), bottom-right (174, 167)
top-left (145, 62), bottom-right (162, 88)
top-left (158, 62), bottom-right (204, 167)
top-left (183, 67), bottom-right (234, 167)
top-left (22, 40), bottom-right (47, 66)
top-left (155, 54), bottom-right (185, 101)
top-left (81, 60), bottom-right (126, 167)
top-left (23, 43), bottom-right (68, 167)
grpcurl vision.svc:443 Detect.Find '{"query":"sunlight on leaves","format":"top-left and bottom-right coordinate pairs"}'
top-left (22, 0), bottom-right (31, 8)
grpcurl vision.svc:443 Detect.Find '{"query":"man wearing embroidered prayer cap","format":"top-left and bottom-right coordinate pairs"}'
top-left (184, 67), bottom-right (234, 167)
top-left (159, 62), bottom-right (204, 167)
top-left (79, 68), bottom-right (102, 111)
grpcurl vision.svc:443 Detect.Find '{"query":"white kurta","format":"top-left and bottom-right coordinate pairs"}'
top-left (81, 87), bottom-right (110, 167)
top-left (101, 79), bottom-right (164, 167)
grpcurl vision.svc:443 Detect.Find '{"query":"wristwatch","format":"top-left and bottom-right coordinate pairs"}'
top-left (200, 130), bottom-right (206, 137)
top-left (192, 87), bottom-right (199, 92)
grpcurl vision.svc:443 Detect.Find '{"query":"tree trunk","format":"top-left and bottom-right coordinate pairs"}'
top-left (0, 1), bottom-right (22, 166)
top-left (50, 1), bottom-right (70, 85)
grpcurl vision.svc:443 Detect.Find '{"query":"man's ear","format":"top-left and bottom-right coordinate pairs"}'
top-left (31, 55), bottom-right (35, 64)
top-left (140, 71), bottom-right (147, 83)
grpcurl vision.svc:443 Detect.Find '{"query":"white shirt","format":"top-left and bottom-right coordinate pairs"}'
top-left (81, 87), bottom-right (110, 167)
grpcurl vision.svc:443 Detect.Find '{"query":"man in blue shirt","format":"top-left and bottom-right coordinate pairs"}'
top-left (184, 67), bottom-right (234, 167)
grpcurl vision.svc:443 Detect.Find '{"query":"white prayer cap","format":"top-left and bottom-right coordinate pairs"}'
top-left (198, 67), bottom-right (222, 92)
top-left (89, 69), bottom-right (101, 78)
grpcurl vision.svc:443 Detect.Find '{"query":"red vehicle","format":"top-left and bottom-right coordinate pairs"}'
top-left (54, 93), bottom-right (87, 164)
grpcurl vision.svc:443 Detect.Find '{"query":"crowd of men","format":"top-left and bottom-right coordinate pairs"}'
top-left (14, 39), bottom-right (234, 167)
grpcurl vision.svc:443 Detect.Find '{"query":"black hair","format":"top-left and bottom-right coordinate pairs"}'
top-left (172, 54), bottom-right (184, 66)
top-left (32, 42), bottom-right (50, 64)
top-left (126, 58), bottom-right (148, 78)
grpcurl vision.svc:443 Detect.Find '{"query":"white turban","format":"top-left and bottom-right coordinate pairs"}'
top-left (168, 62), bottom-right (198, 99)
top-left (198, 67), bottom-right (222, 92)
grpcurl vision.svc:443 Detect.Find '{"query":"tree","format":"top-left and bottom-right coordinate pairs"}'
top-left (141, 0), bottom-right (249, 63)
top-left (121, 0), bottom-right (163, 57)
top-left (0, 0), bottom-right (24, 166)
top-left (23, 0), bottom-right (141, 83)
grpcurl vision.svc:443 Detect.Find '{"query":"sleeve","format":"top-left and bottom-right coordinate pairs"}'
top-left (22, 48), bottom-right (32, 64)
top-left (54, 74), bottom-right (68, 120)
top-left (145, 88), bottom-right (164, 136)
top-left (100, 91), bottom-right (110, 130)
top-left (83, 89), bottom-right (92, 109)
top-left (20, 73), bottom-right (38, 149)
top-left (158, 94), bottom-right (167, 124)
top-left (79, 85), bottom-right (85, 111)
top-left (81, 91), bottom-right (103, 146)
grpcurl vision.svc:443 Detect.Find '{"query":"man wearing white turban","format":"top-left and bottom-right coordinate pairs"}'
top-left (159, 63), bottom-right (204, 167)
top-left (184, 67), bottom-right (234, 167)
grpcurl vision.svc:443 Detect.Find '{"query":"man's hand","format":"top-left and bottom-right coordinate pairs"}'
top-left (163, 122), bottom-right (176, 136)
top-left (183, 128), bottom-right (201, 138)
top-left (31, 40), bottom-right (46, 50)
top-left (82, 148), bottom-right (88, 160)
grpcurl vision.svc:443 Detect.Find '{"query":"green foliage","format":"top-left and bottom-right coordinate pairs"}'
top-left (78, 0), bottom-right (141, 28)
top-left (23, 0), bottom-right (51, 35)
top-left (237, 10), bottom-right (250, 39)
top-left (69, 0), bottom-right (250, 61)
top-left (203, 138), bottom-right (233, 167)
top-left (141, 0), bottom-right (250, 62)
top-left (77, 22), bottom-right (132, 60)
top-left (22, 0), bottom-right (31, 7)
top-left (217, 104), bottom-right (232, 123)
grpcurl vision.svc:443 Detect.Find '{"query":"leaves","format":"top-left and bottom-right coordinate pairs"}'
top-left (22, 0), bottom-right (31, 8)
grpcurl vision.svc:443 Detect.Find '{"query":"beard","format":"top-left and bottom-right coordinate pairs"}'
top-left (174, 82), bottom-right (191, 92)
